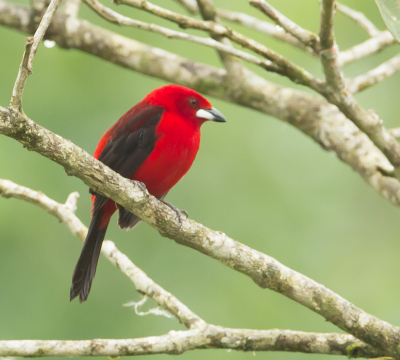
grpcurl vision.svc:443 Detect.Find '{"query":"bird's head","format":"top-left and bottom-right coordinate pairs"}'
top-left (144, 85), bottom-right (226, 126)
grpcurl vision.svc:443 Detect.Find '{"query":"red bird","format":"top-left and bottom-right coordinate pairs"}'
top-left (70, 85), bottom-right (226, 302)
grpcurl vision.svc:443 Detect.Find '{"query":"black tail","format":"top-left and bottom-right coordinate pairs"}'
top-left (70, 213), bottom-right (109, 303)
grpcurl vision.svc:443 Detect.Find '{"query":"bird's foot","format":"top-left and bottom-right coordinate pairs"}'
top-left (161, 200), bottom-right (188, 227)
top-left (134, 180), bottom-right (148, 194)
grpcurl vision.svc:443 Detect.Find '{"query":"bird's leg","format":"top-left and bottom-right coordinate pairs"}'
top-left (160, 200), bottom-right (188, 227)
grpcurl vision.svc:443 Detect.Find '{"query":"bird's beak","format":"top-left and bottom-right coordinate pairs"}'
top-left (196, 107), bottom-right (227, 122)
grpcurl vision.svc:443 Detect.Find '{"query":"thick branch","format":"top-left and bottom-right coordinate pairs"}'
top-left (1, 107), bottom-right (400, 356)
top-left (0, 179), bottom-right (387, 358)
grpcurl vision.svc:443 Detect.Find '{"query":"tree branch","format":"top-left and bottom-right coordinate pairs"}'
top-left (249, 0), bottom-right (319, 52)
top-left (0, 179), bottom-right (387, 358)
top-left (348, 54), bottom-right (400, 93)
top-left (338, 31), bottom-right (396, 67)
top-left (336, 2), bottom-right (381, 37)
top-left (0, 328), bottom-right (386, 357)
top-left (216, 9), bottom-right (315, 54)
top-left (172, 2), bottom-right (317, 55)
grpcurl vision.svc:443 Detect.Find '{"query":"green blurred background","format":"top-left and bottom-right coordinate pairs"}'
top-left (1, 0), bottom-right (400, 359)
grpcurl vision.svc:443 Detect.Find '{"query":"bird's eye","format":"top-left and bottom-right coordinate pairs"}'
top-left (189, 98), bottom-right (198, 106)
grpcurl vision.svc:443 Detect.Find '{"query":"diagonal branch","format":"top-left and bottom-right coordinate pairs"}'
top-left (1, 106), bottom-right (400, 356)
top-left (0, 182), bottom-right (386, 358)
top-left (171, 2), bottom-right (317, 55)
top-left (338, 31), bottom-right (396, 67)
top-left (348, 54), bottom-right (400, 93)
top-left (216, 9), bottom-right (315, 54)
top-left (0, 179), bottom-right (205, 329)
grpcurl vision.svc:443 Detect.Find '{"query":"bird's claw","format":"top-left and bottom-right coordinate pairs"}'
top-left (161, 200), bottom-right (188, 227)
top-left (135, 181), bottom-right (148, 194)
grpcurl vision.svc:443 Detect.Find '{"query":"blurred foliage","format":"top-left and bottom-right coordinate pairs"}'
top-left (1, 0), bottom-right (400, 359)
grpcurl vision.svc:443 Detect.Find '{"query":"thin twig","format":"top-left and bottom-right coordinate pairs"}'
top-left (9, 0), bottom-right (62, 111)
top-left (336, 2), bottom-right (381, 37)
top-left (9, 37), bottom-right (34, 113)
top-left (338, 30), bottom-right (396, 67)
top-left (348, 54), bottom-right (400, 93)
top-left (249, 0), bottom-right (319, 52)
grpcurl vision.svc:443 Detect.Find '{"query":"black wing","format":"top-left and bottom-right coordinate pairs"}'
top-left (92, 106), bottom-right (164, 215)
